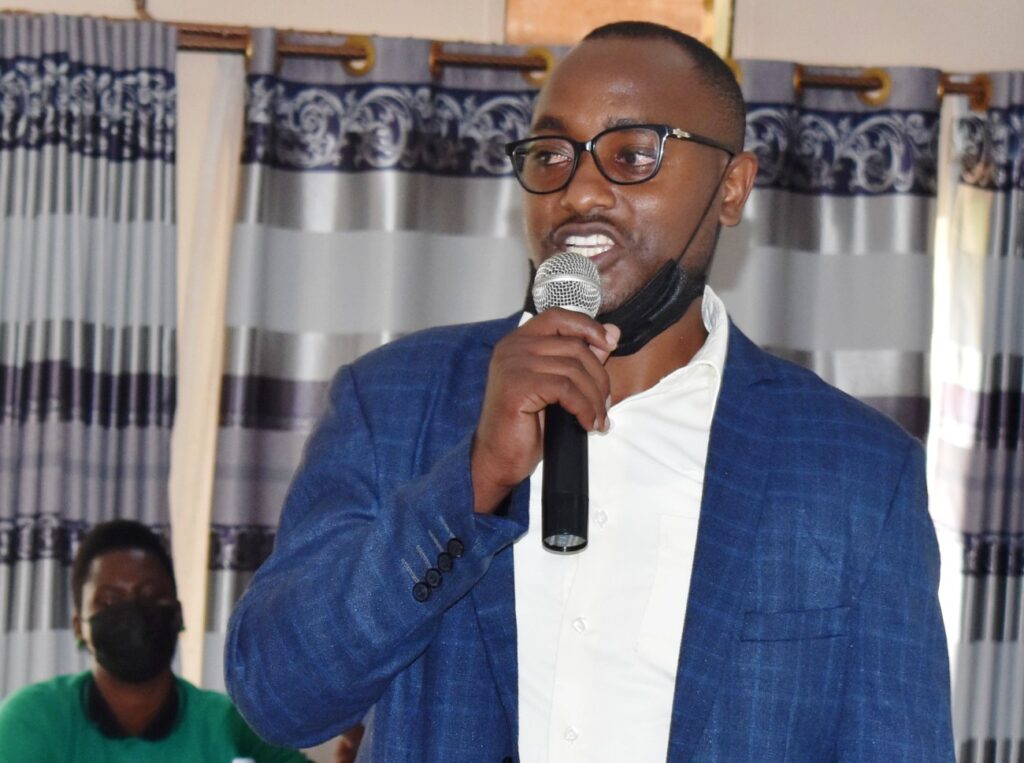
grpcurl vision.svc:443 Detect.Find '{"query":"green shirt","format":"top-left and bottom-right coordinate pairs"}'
top-left (0, 672), bottom-right (309, 763)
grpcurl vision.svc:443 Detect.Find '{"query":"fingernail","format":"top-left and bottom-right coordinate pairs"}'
top-left (606, 395), bottom-right (612, 409)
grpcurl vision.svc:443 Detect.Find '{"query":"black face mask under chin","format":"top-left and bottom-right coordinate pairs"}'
top-left (523, 259), bottom-right (705, 357)
top-left (596, 261), bottom-right (705, 356)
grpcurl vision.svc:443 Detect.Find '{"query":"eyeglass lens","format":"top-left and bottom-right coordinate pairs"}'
top-left (512, 127), bottom-right (662, 192)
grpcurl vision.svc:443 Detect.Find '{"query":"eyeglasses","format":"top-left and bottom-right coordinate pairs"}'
top-left (505, 123), bottom-right (735, 195)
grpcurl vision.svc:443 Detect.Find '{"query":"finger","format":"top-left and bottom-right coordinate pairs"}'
top-left (590, 323), bottom-right (620, 363)
top-left (496, 345), bottom-right (612, 420)
top-left (504, 333), bottom-right (612, 388)
top-left (521, 308), bottom-right (617, 353)
top-left (533, 373), bottom-right (608, 433)
top-left (520, 361), bottom-right (610, 432)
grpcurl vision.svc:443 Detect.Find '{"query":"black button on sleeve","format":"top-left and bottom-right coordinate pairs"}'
top-left (412, 582), bottom-right (431, 602)
top-left (425, 568), bottom-right (442, 588)
top-left (437, 551), bottom-right (453, 572)
top-left (447, 537), bottom-right (465, 558)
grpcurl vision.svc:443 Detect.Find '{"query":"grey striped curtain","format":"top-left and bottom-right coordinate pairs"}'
top-left (203, 31), bottom-right (546, 686)
top-left (712, 61), bottom-right (939, 439)
top-left (0, 14), bottom-right (177, 696)
top-left (932, 72), bottom-right (1024, 763)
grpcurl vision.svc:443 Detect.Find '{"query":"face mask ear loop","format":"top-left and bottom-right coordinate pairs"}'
top-left (596, 156), bottom-right (734, 357)
top-left (670, 155), bottom-right (735, 270)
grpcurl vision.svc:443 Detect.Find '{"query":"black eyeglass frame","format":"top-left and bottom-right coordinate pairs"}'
top-left (504, 123), bottom-right (736, 195)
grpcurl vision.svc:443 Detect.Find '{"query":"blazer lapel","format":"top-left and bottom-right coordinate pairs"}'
top-left (667, 324), bottom-right (778, 760)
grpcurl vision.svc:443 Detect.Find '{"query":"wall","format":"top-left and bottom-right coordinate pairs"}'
top-left (733, 0), bottom-right (1024, 70)
top-left (14, 0), bottom-right (506, 41)
top-left (26, 0), bottom-right (1024, 70)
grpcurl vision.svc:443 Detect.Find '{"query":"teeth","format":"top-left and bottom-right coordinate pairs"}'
top-left (563, 234), bottom-right (614, 258)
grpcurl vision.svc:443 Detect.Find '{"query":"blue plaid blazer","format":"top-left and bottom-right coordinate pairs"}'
top-left (225, 316), bottom-right (954, 762)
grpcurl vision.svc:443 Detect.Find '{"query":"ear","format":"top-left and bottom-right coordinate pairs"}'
top-left (718, 150), bottom-right (759, 227)
top-left (72, 612), bottom-right (85, 648)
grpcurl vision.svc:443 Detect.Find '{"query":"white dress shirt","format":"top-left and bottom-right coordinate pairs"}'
top-left (513, 287), bottom-right (729, 762)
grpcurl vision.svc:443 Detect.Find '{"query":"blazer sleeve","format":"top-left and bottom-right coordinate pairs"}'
top-left (836, 441), bottom-right (955, 761)
top-left (223, 363), bottom-right (527, 748)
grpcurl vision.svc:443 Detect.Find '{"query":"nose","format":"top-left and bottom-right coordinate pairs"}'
top-left (559, 150), bottom-right (615, 215)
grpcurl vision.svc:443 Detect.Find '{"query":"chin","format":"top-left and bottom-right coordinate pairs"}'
top-left (596, 293), bottom-right (627, 315)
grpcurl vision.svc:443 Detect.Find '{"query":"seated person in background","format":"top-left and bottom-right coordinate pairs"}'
top-left (0, 519), bottom-right (309, 762)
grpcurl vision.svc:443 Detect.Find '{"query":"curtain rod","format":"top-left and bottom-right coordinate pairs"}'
top-left (1, 5), bottom-right (992, 109)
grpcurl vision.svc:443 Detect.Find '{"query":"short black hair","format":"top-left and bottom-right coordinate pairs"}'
top-left (71, 520), bottom-right (176, 612)
top-left (583, 21), bottom-right (746, 152)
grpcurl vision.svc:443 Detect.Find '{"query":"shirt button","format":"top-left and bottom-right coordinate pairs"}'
top-left (564, 726), bottom-right (579, 742)
top-left (595, 510), bottom-right (608, 527)
top-left (572, 617), bottom-right (588, 634)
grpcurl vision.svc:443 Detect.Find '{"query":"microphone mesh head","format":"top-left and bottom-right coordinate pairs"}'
top-left (532, 252), bottom-right (602, 318)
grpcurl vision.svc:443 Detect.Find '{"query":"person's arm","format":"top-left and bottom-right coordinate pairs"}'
top-left (224, 361), bottom-right (529, 748)
top-left (225, 313), bottom-right (618, 749)
top-left (227, 703), bottom-right (313, 763)
top-left (836, 442), bottom-right (955, 761)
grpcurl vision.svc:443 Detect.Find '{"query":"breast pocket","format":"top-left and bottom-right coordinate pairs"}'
top-left (740, 606), bottom-right (851, 642)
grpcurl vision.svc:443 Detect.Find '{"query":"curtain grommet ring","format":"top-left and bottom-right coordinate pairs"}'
top-left (521, 46), bottom-right (554, 87)
top-left (342, 35), bottom-right (375, 77)
top-left (857, 67), bottom-right (891, 107)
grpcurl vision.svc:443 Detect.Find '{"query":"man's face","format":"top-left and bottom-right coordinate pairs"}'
top-left (523, 37), bottom-right (750, 312)
top-left (74, 548), bottom-right (179, 648)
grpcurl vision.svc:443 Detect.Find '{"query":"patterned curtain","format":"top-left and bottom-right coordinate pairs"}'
top-left (931, 73), bottom-right (1024, 762)
top-left (0, 14), bottom-right (177, 695)
top-left (713, 61), bottom-right (940, 439)
top-left (203, 31), bottom-right (549, 686)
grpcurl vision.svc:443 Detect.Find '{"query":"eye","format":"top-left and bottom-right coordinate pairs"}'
top-left (612, 145), bottom-right (658, 169)
top-left (533, 150), bottom-right (571, 167)
top-left (521, 140), bottom-right (573, 169)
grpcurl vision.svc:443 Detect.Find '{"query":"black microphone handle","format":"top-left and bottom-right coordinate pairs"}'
top-left (541, 403), bottom-right (589, 552)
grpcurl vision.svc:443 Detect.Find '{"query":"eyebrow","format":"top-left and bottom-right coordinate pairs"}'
top-left (531, 115), bottom-right (565, 132)
top-left (530, 115), bottom-right (652, 134)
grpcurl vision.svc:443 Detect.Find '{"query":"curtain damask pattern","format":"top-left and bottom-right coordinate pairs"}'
top-left (203, 31), bottom-right (548, 687)
top-left (0, 14), bottom-right (177, 696)
top-left (713, 61), bottom-right (941, 439)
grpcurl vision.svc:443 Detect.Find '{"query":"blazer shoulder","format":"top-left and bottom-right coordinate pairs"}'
top-left (351, 315), bottom-right (518, 378)
top-left (728, 324), bottom-right (917, 453)
top-left (323, 315), bottom-right (519, 418)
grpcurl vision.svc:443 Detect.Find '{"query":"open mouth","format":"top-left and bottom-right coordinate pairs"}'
top-left (562, 234), bottom-right (615, 258)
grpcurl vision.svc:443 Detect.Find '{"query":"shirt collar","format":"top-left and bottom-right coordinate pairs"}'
top-left (688, 284), bottom-right (729, 375)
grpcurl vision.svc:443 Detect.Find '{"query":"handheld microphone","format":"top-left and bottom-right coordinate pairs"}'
top-left (532, 252), bottom-right (603, 553)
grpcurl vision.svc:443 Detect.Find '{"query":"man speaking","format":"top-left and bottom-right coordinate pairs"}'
top-left (225, 22), bottom-right (954, 762)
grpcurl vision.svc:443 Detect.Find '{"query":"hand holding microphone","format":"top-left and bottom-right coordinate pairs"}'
top-left (470, 253), bottom-right (617, 552)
